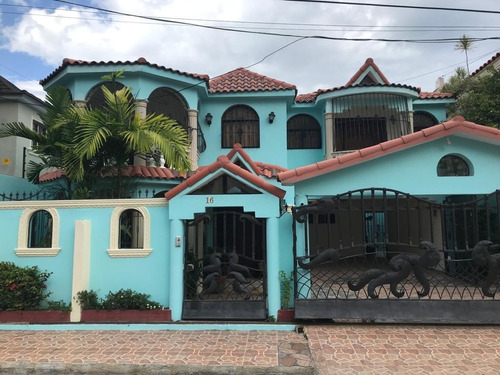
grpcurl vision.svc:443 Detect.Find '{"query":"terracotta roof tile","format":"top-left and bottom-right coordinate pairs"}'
top-left (278, 116), bottom-right (500, 185)
top-left (209, 68), bottom-right (296, 94)
top-left (295, 92), bottom-right (319, 103)
top-left (345, 58), bottom-right (391, 87)
top-left (471, 52), bottom-right (500, 77)
top-left (419, 92), bottom-right (454, 99)
top-left (164, 147), bottom-right (286, 200)
top-left (39, 165), bottom-right (186, 183)
top-left (40, 57), bottom-right (209, 86)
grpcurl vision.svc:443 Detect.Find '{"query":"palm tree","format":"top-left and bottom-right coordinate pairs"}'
top-left (455, 35), bottom-right (475, 75)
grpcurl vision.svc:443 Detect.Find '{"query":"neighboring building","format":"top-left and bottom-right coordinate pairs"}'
top-left (3, 57), bottom-right (500, 324)
top-left (471, 51), bottom-right (500, 78)
top-left (0, 76), bottom-right (44, 178)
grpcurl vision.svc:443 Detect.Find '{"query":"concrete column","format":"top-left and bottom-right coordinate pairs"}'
top-left (169, 218), bottom-right (184, 321)
top-left (324, 112), bottom-right (334, 159)
top-left (134, 99), bottom-right (149, 166)
top-left (266, 216), bottom-right (280, 318)
top-left (409, 110), bottom-right (414, 133)
top-left (70, 220), bottom-right (91, 322)
top-left (187, 109), bottom-right (198, 171)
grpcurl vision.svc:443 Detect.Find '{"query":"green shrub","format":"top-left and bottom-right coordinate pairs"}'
top-left (0, 262), bottom-right (52, 311)
top-left (76, 288), bottom-right (163, 310)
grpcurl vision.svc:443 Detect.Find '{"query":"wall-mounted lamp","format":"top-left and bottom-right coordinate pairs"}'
top-left (389, 115), bottom-right (396, 125)
top-left (445, 137), bottom-right (451, 145)
top-left (205, 113), bottom-right (213, 126)
top-left (268, 111), bottom-right (276, 124)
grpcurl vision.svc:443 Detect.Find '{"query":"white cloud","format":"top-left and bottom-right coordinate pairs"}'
top-left (14, 79), bottom-right (46, 100)
top-left (2, 0), bottom-right (500, 94)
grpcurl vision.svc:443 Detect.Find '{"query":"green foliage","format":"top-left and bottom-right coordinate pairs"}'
top-left (75, 289), bottom-right (163, 310)
top-left (0, 262), bottom-right (52, 311)
top-left (45, 300), bottom-right (72, 312)
top-left (279, 270), bottom-right (294, 309)
top-left (444, 67), bottom-right (500, 128)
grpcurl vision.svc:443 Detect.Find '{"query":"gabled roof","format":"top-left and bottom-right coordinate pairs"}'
top-left (278, 116), bottom-right (500, 185)
top-left (471, 52), bottom-right (500, 77)
top-left (165, 145), bottom-right (286, 200)
top-left (345, 58), bottom-right (391, 87)
top-left (40, 57), bottom-right (210, 86)
top-left (209, 67), bottom-right (296, 94)
top-left (39, 165), bottom-right (187, 183)
top-left (0, 75), bottom-right (44, 105)
top-left (418, 92), bottom-right (454, 99)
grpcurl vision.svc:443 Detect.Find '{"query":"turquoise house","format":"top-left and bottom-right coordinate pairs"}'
top-left (2, 56), bottom-right (500, 323)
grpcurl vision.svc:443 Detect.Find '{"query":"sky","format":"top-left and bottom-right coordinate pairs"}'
top-left (1, 0), bottom-right (500, 100)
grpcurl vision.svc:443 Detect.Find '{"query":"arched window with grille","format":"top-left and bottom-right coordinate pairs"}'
top-left (119, 209), bottom-right (144, 249)
top-left (16, 208), bottom-right (60, 257)
top-left (287, 114), bottom-right (322, 149)
top-left (221, 105), bottom-right (260, 148)
top-left (28, 210), bottom-right (53, 248)
top-left (147, 87), bottom-right (189, 132)
top-left (86, 81), bottom-right (126, 109)
top-left (414, 111), bottom-right (439, 132)
top-left (437, 154), bottom-right (471, 176)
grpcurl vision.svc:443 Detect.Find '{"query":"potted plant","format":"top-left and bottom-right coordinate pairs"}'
top-left (0, 262), bottom-right (71, 323)
top-left (76, 289), bottom-right (171, 323)
top-left (277, 270), bottom-right (295, 322)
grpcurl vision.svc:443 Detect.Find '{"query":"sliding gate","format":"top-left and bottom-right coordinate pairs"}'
top-left (293, 189), bottom-right (500, 323)
top-left (183, 208), bottom-right (267, 320)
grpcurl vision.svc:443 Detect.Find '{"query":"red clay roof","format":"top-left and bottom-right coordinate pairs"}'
top-left (39, 165), bottom-right (186, 183)
top-left (209, 67), bottom-right (296, 94)
top-left (345, 58), bottom-right (391, 87)
top-left (419, 92), bottom-right (454, 99)
top-left (164, 152), bottom-right (286, 200)
top-left (40, 57), bottom-right (210, 86)
top-left (278, 116), bottom-right (500, 185)
top-left (471, 52), bottom-right (500, 77)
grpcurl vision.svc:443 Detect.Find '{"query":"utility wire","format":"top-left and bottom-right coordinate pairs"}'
top-left (282, 0), bottom-right (500, 15)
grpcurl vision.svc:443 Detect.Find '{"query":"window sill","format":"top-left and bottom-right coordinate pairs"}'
top-left (15, 247), bottom-right (61, 257)
top-left (106, 248), bottom-right (153, 258)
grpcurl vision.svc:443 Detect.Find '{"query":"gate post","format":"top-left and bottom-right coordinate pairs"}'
top-left (169, 219), bottom-right (184, 321)
top-left (266, 217), bottom-right (280, 318)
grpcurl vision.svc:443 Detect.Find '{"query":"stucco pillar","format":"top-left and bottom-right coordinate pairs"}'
top-left (409, 110), bottom-right (414, 133)
top-left (70, 220), bottom-right (91, 322)
top-left (73, 100), bottom-right (86, 108)
top-left (169, 218), bottom-right (184, 321)
top-left (134, 99), bottom-right (149, 166)
top-left (294, 195), bottom-right (311, 298)
top-left (266, 216), bottom-right (280, 318)
top-left (187, 109), bottom-right (198, 171)
top-left (324, 113), bottom-right (334, 159)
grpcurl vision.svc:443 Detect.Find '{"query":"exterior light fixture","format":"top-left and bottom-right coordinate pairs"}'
top-left (390, 115), bottom-right (396, 125)
top-left (205, 113), bottom-right (213, 126)
top-left (268, 112), bottom-right (276, 124)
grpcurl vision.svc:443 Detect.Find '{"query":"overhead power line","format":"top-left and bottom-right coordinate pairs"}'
top-left (50, 0), bottom-right (500, 44)
top-left (282, 0), bottom-right (500, 15)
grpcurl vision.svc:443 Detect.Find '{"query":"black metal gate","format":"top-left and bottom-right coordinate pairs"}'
top-left (293, 189), bottom-right (500, 323)
top-left (183, 208), bottom-right (267, 320)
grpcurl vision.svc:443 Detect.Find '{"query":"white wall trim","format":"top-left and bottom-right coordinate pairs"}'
top-left (107, 206), bottom-right (152, 258)
top-left (15, 207), bottom-right (60, 257)
top-left (0, 198), bottom-right (168, 210)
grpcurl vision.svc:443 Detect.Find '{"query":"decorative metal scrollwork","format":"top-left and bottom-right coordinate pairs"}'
top-left (348, 241), bottom-right (440, 298)
top-left (298, 248), bottom-right (340, 270)
top-left (293, 197), bottom-right (336, 224)
top-left (472, 240), bottom-right (500, 297)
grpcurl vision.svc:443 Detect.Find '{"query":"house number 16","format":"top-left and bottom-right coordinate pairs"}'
top-left (206, 197), bottom-right (214, 204)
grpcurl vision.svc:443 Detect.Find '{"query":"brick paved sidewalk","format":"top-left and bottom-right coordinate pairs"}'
top-left (0, 328), bottom-right (313, 374)
top-left (306, 325), bottom-right (500, 375)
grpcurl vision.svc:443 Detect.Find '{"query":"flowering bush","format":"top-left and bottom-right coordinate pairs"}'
top-left (76, 288), bottom-right (163, 310)
top-left (0, 262), bottom-right (52, 311)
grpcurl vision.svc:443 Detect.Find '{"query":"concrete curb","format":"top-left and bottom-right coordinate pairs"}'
top-left (0, 362), bottom-right (315, 375)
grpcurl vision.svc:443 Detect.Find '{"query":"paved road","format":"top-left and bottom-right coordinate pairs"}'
top-left (1, 324), bottom-right (500, 374)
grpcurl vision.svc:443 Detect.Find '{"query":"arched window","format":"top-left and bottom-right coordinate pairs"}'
top-left (86, 81), bottom-right (126, 109)
top-left (16, 208), bottom-right (60, 257)
top-left (287, 114), bottom-right (322, 149)
top-left (28, 210), bottom-right (53, 248)
top-left (147, 88), bottom-right (188, 132)
top-left (108, 206), bottom-right (151, 257)
top-left (414, 111), bottom-right (439, 132)
top-left (119, 209), bottom-right (144, 249)
top-left (221, 105), bottom-right (259, 148)
top-left (437, 154), bottom-right (471, 176)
